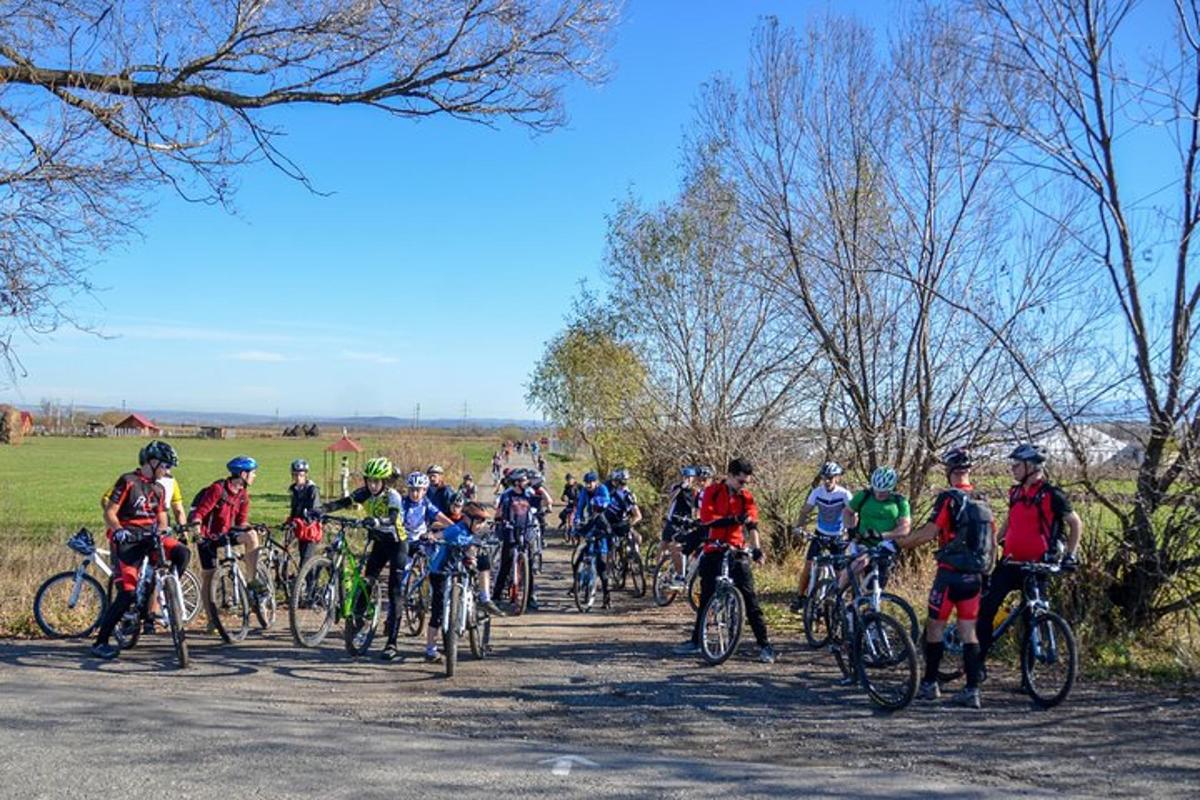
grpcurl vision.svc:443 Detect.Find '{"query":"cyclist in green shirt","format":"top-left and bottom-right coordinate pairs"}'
top-left (842, 466), bottom-right (911, 586)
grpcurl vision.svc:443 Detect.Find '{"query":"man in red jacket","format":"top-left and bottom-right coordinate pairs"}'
top-left (191, 456), bottom-right (262, 632)
top-left (674, 457), bottom-right (775, 664)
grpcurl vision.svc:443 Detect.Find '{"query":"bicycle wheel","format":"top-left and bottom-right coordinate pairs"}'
top-left (289, 556), bottom-right (337, 647)
top-left (935, 624), bottom-right (966, 683)
top-left (344, 579), bottom-right (383, 657)
top-left (508, 550), bottom-right (531, 616)
top-left (879, 592), bottom-right (920, 645)
top-left (1021, 611), bottom-right (1077, 708)
top-left (573, 559), bottom-right (597, 613)
top-left (253, 562), bottom-right (276, 630)
top-left (209, 567), bottom-right (250, 643)
top-left (444, 581), bottom-right (462, 677)
top-left (699, 586), bottom-right (744, 666)
top-left (180, 570), bottom-right (201, 623)
top-left (854, 612), bottom-right (917, 711)
top-left (162, 574), bottom-right (189, 669)
top-left (829, 598), bottom-right (853, 679)
top-left (687, 570), bottom-right (703, 612)
top-left (611, 548), bottom-right (628, 590)
top-left (803, 579), bottom-right (836, 649)
top-left (627, 547), bottom-right (646, 598)
top-left (468, 590), bottom-right (486, 659)
top-left (651, 554), bottom-right (678, 607)
top-left (404, 558), bottom-right (429, 637)
top-left (33, 571), bottom-right (107, 638)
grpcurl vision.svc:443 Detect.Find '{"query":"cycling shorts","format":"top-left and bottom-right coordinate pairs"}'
top-left (806, 535), bottom-right (846, 561)
top-left (115, 535), bottom-right (186, 592)
top-left (927, 567), bottom-right (983, 622)
top-left (198, 532), bottom-right (246, 571)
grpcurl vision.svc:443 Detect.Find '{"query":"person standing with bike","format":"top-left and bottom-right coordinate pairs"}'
top-left (287, 459), bottom-right (322, 569)
top-left (91, 440), bottom-right (188, 659)
top-left (426, 465), bottom-right (455, 515)
top-left (977, 444), bottom-right (1082, 669)
top-left (659, 467), bottom-right (700, 589)
top-left (895, 448), bottom-right (993, 709)
top-left (493, 469), bottom-right (540, 611)
top-left (192, 456), bottom-right (262, 631)
top-left (789, 461), bottom-right (853, 613)
top-left (843, 467), bottom-right (910, 588)
top-left (559, 473), bottom-right (580, 531)
top-left (423, 501), bottom-right (496, 662)
top-left (675, 458), bottom-right (775, 664)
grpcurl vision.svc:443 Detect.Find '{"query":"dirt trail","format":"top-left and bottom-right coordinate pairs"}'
top-left (1, 452), bottom-right (1196, 796)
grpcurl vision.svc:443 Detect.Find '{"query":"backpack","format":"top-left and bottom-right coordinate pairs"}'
top-left (190, 481), bottom-right (233, 533)
top-left (935, 489), bottom-right (994, 573)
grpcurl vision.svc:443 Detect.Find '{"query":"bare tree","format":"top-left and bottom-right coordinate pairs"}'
top-left (0, 0), bottom-right (619, 376)
top-left (971, 0), bottom-right (1200, 627)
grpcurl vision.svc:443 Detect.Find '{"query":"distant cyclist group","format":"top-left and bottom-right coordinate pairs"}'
top-left (72, 436), bottom-right (1083, 710)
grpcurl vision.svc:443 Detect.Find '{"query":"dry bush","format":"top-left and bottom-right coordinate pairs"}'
top-left (0, 405), bottom-right (24, 445)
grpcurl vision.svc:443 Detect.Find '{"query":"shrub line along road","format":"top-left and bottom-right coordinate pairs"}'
top-left (0, 455), bottom-right (1195, 797)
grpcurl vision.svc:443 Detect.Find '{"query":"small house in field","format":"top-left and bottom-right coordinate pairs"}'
top-left (198, 425), bottom-right (233, 439)
top-left (113, 413), bottom-right (161, 437)
top-left (85, 419), bottom-right (107, 437)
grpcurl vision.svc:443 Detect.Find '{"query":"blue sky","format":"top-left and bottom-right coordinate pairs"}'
top-left (0, 1), bottom-right (1178, 420)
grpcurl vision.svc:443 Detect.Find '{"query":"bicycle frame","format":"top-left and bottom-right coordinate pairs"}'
top-left (991, 564), bottom-right (1056, 644)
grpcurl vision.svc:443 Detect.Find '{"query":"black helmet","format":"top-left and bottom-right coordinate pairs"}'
top-left (1008, 443), bottom-right (1046, 465)
top-left (291, 459), bottom-right (310, 473)
top-left (696, 465), bottom-right (715, 478)
top-left (819, 461), bottom-right (844, 479)
top-left (942, 448), bottom-right (973, 471)
top-left (565, 473), bottom-right (575, 481)
top-left (450, 491), bottom-right (465, 507)
top-left (141, 440), bottom-right (178, 468)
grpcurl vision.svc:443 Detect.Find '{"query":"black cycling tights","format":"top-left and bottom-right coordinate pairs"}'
top-left (364, 538), bottom-right (408, 646)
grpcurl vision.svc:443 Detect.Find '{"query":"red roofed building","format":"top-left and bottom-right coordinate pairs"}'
top-left (114, 413), bottom-right (162, 436)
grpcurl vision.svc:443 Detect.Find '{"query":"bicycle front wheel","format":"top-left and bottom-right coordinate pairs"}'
top-left (253, 563), bottom-right (277, 630)
top-left (651, 555), bottom-right (678, 607)
top-left (509, 550), bottom-right (531, 616)
top-left (209, 568), bottom-right (250, 643)
top-left (686, 570), bottom-right (703, 612)
top-left (1021, 611), bottom-right (1077, 708)
top-left (700, 587), bottom-right (744, 666)
top-left (879, 592), bottom-right (920, 645)
top-left (803, 579), bottom-right (835, 649)
top-left (627, 547), bottom-right (646, 598)
top-left (573, 560), bottom-right (597, 613)
top-left (33, 571), bottom-right (107, 638)
top-left (180, 570), bottom-right (202, 624)
top-left (344, 579), bottom-right (383, 657)
top-left (404, 563), bottom-right (429, 637)
top-left (289, 556), bottom-right (337, 647)
top-left (163, 574), bottom-right (189, 669)
top-left (854, 612), bottom-right (917, 711)
top-left (444, 582), bottom-right (462, 678)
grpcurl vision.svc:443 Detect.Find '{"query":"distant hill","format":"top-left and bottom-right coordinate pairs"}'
top-left (66, 406), bottom-right (541, 430)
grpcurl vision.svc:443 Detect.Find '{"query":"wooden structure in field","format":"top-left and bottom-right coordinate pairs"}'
top-left (323, 432), bottom-right (363, 499)
top-left (113, 413), bottom-right (161, 437)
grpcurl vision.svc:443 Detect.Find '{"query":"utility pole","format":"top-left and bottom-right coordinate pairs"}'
top-left (413, 403), bottom-right (421, 429)
top-left (461, 401), bottom-right (469, 431)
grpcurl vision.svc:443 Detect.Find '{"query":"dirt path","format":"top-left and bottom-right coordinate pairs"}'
top-left (1, 454), bottom-right (1196, 796)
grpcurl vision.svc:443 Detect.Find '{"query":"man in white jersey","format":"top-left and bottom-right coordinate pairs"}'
top-left (790, 461), bottom-right (853, 612)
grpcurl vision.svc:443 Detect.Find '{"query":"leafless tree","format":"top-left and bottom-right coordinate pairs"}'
top-left (0, 0), bottom-right (618, 376)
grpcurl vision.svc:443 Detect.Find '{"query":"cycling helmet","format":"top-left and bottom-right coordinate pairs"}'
top-left (405, 471), bottom-right (430, 489)
top-left (582, 471), bottom-right (598, 483)
top-left (1008, 443), bottom-right (1046, 465)
top-left (819, 461), bottom-right (844, 479)
top-left (462, 473), bottom-right (473, 482)
top-left (363, 457), bottom-right (394, 480)
top-left (610, 468), bottom-right (630, 484)
top-left (140, 440), bottom-right (179, 468)
top-left (680, 466), bottom-right (699, 478)
top-left (449, 491), bottom-right (465, 507)
top-left (565, 473), bottom-right (575, 481)
top-left (869, 466), bottom-right (898, 492)
top-left (426, 464), bottom-right (444, 475)
top-left (227, 455), bottom-right (257, 475)
top-left (696, 465), bottom-right (715, 478)
top-left (942, 447), bottom-right (973, 471)
top-left (510, 468), bottom-right (530, 482)
top-left (291, 459), bottom-right (310, 473)
top-left (529, 472), bottom-right (544, 487)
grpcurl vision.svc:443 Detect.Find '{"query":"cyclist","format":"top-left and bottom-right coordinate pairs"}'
top-left (528, 470), bottom-right (555, 530)
top-left (287, 459), bottom-right (322, 569)
top-left (660, 466), bottom-right (700, 589)
top-left (895, 448), bottom-right (992, 709)
top-left (493, 468), bottom-right (541, 611)
top-left (571, 470), bottom-right (614, 606)
top-left (977, 443), bottom-right (1082, 669)
top-left (789, 461), bottom-right (853, 613)
top-left (491, 452), bottom-right (503, 483)
top-left (559, 473), bottom-right (580, 530)
top-left (319, 457), bottom-right (409, 661)
top-left (676, 458), bottom-right (775, 663)
top-left (442, 493), bottom-right (503, 617)
top-left (426, 464), bottom-right (455, 515)
top-left (424, 501), bottom-right (496, 661)
top-left (192, 455), bottom-right (262, 633)
top-left (843, 466), bottom-right (910, 587)
top-left (459, 473), bottom-right (478, 502)
top-left (604, 468), bottom-right (642, 547)
top-left (91, 441), bottom-right (188, 659)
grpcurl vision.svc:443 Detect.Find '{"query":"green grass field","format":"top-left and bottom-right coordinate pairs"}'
top-left (0, 433), bottom-right (499, 541)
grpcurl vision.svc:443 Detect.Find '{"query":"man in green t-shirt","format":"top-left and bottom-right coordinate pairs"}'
top-left (843, 466), bottom-right (911, 583)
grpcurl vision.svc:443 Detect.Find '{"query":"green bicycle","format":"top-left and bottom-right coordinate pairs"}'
top-left (288, 515), bottom-right (385, 656)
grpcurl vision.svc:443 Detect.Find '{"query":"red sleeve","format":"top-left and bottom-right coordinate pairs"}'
top-left (699, 484), bottom-right (719, 524)
top-left (743, 491), bottom-right (759, 524)
top-left (235, 493), bottom-right (250, 527)
top-left (189, 483), bottom-right (221, 524)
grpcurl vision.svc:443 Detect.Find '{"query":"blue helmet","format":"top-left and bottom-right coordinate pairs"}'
top-left (227, 456), bottom-right (258, 475)
top-left (582, 471), bottom-right (599, 483)
top-left (680, 466), bottom-right (698, 477)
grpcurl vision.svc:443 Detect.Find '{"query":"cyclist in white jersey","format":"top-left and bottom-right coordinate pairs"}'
top-left (790, 461), bottom-right (853, 612)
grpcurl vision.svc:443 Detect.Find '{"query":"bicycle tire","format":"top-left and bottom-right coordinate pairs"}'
top-left (687, 571), bottom-right (702, 612)
top-left (344, 579), bottom-right (382, 657)
top-left (829, 596), bottom-right (853, 679)
top-left (573, 558), bottom-right (597, 613)
top-left (628, 547), bottom-right (646, 598)
top-left (611, 547), bottom-right (628, 590)
top-left (803, 579), bottom-right (835, 649)
top-left (700, 586), bottom-right (744, 666)
top-left (1021, 611), bottom-right (1077, 708)
top-left (444, 581), bottom-right (462, 677)
top-left (508, 550), bottom-right (531, 616)
top-left (880, 592), bottom-right (920, 645)
top-left (209, 567), bottom-right (250, 643)
top-left (252, 563), bottom-right (276, 630)
top-left (163, 574), bottom-right (189, 669)
top-left (289, 555), bottom-right (338, 647)
top-left (33, 571), bottom-right (107, 638)
top-left (404, 557), bottom-right (429, 637)
top-left (468, 592), bottom-right (486, 659)
top-left (651, 554), bottom-right (678, 607)
top-left (854, 611), bottom-right (917, 711)
top-left (180, 569), bottom-right (201, 624)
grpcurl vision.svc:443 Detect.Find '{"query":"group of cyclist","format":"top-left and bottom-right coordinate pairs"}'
top-left (87, 437), bottom-right (1084, 711)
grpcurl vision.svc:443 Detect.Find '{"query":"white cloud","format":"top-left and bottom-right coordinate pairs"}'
top-left (230, 350), bottom-right (289, 363)
top-left (340, 350), bottom-right (400, 365)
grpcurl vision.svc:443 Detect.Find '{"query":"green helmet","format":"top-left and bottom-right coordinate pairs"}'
top-left (363, 457), bottom-right (394, 480)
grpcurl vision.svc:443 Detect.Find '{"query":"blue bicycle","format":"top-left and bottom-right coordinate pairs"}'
top-left (572, 530), bottom-right (604, 612)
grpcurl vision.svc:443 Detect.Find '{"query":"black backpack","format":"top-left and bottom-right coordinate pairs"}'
top-left (935, 489), bottom-right (994, 573)
top-left (189, 481), bottom-right (231, 525)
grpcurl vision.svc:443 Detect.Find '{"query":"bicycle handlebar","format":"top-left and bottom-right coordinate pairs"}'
top-left (1005, 559), bottom-right (1077, 575)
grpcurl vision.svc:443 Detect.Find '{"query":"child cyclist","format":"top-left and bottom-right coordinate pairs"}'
top-left (395, 471), bottom-right (454, 660)
top-left (286, 459), bottom-right (322, 568)
top-left (442, 492), bottom-right (503, 617)
top-left (424, 501), bottom-right (497, 661)
top-left (318, 457), bottom-right (408, 661)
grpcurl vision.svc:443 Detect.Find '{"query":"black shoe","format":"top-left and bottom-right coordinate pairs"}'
top-left (380, 644), bottom-right (400, 661)
top-left (789, 595), bottom-right (805, 614)
top-left (90, 643), bottom-right (119, 660)
top-left (602, 592), bottom-right (611, 610)
top-left (142, 618), bottom-right (155, 635)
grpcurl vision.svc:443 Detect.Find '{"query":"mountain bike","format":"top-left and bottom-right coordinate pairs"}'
top-left (609, 526), bottom-right (646, 597)
top-left (109, 528), bottom-right (191, 668)
top-left (34, 527), bottom-right (200, 638)
top-left (823, 545), bottom-right (918, 710)
top-left (698, 543), bottom-right (749, 665)
top-left (528, 515), bottom-right (545, 576)
top-left (401, 537), bottom-right (436, 636)
top-left (437, 535), bottom-right (496, 677)
top-left (651, 518), bottom-right (703, 609)
top-left (288, 515), bottom-right (384, 655)
top-left (800, 534), bottom-right (852, 648)
top-left (258, 522), bottom-right (300, 617)
top-left (939, 559), bottom-right (1078, 708)
top-left (811, 537), bottom-right (919, 652)
top-left (206, 529), bottom-right (261, 642)
top-left (572, 529), bottom-right (603, 612)
top-left (495, 526), bottom-right (532, 616)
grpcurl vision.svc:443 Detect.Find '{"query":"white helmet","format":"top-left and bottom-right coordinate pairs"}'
top-left (869, 467), bottom-right (898, 492)
top-left (406, 471), bottom-right (430, 489)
